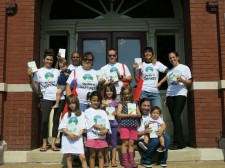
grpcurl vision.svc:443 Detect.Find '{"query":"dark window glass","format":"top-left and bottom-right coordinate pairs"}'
top-left (157, 35), bottom-right (175, 90)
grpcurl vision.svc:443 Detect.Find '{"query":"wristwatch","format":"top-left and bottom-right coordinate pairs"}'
top-left (119, 75), bottom-right (123, 80)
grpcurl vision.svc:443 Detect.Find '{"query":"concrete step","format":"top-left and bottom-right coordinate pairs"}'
top-left (4, 147), bottom-right (224, 163)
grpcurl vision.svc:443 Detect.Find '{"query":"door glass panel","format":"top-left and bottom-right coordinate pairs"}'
top-left (157, 35), bottom-right (175, 90)
top-left (83, 40), bottom-right (106, 70)
top-left (49, 35), bottom-right (68, 68)
top-left (117, 39), bottom-right (141, 87)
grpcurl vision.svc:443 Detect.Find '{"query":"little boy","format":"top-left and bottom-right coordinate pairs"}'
top-left (138, 106), bottom-right (166, 152)
top-left (52, 59), bottom-right (71, 109)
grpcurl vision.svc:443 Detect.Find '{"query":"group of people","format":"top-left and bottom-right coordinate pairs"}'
top-left (27, 47), bottom-right (192, 168)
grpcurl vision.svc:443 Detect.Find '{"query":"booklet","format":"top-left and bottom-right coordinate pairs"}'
top-left (149, 123), bottom-right (158, 138)
top-left (110, 71), bottom-right (119, 82)
top-left (96, 70), bottom-right (106, 80)
top-left (127, 103), bottom-right (136, 114)
top-left (134, 58), bottom-right (142, 69)
top-left (106, 107), bottom-right (115, 120)
top-left (58, 48), bottom-right (66, 58)
top-left (27, 61), bottom-right (38, 73)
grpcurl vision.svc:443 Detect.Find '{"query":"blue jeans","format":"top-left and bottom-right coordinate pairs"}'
top-left (80, 103), bottom-right (90, 112)
top-left (137, 134), bottom-right (170, 164)
top-left (140, 91), bottom-right (162, 110)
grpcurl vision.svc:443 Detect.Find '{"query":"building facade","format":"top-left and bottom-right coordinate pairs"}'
top-left (0, 0), bottom-right (224, 150)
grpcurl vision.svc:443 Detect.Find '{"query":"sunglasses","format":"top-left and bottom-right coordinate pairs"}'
top-left (83, 58), bottom-right (93, 62)
top-left (108, 55), bottom-right (116, 57)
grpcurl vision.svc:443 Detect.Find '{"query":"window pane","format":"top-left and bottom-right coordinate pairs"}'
top-left (83, 40), bottom-right (106, 70)
top-left (118, 39), bottom-right (141, 87)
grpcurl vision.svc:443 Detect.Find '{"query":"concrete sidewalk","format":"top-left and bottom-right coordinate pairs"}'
top-left (1, 161), bottom-right (225, 168)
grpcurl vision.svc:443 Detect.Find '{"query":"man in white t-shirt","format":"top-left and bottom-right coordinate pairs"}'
top-left (101, 48), bottom-right (132, 96)
top-left (68, 51), bottom-right (81, 71)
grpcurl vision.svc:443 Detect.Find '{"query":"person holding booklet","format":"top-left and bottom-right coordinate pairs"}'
top-left (27, 48), bottom-right (65, 152)
top-left (52, 59), bottom-right (72, 109)
top-left (138, 106), bottom-right (166, 153)
top-left (84, 91), bottom-right (111, 168)
top-left (101, 48), bottom-right (132, 99)
top-left (117, 85), bottom-right (141, 168)
top-left (101, 83), bottom-right (119, 167)
top-left (58, 94), bottom-right (87, 168)
top-left (133, 47), bottom-right (168, 107)
top-left (137, 98), bottom-right (170, 168)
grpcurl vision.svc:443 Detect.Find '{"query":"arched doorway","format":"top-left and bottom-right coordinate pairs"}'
top-left (41, 0), bottom-right (187, 144)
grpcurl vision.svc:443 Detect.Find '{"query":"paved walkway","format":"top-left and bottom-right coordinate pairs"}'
top-left (1, 161), bottom-right (225, 168)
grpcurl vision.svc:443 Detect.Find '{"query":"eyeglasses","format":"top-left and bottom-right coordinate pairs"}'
top-left (83, 58), bottom-right (93, 62)
top-left (108, 55), bottom-right (116, 57)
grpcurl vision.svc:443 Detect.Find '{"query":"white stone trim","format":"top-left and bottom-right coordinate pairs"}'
top-left (7, 84), bottom-right (32, 92)
top-left (0, 83), bottom-right (7, 92)
top-left (191, 81), bottom-right (218, 90)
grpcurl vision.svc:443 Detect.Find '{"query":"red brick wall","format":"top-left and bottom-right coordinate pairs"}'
top-left (3, 0), bottom-right (41, 150)
top-left (189, 0), bottom-right (222, 147)
top-left (0, 1), bottom-right (7, 142)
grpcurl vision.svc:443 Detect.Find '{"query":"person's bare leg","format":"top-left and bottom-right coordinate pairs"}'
top-left (52, 88), bottom-right (63, 109)
top-left (66, 153), bottom-right (73, 168)
top-left (79, 154), bottom-right (88, 168)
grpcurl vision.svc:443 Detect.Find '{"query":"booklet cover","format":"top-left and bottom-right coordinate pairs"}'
top-left (96, 70), bottom-right (106, 80)
top-left (106, 107), bottom-right (115, 120)
top-left (110, 71), bottom-right (119, 82)
top-left (58, 48), bottom-right (66, 58)
top-left (127, 103), bottom-right (136, 114)
top-left (27, 61), bottom-right (38, 73)
top-left (149, 123), bottom-right (158, 138)
top-left (134, 58), bottom-right (142, 69)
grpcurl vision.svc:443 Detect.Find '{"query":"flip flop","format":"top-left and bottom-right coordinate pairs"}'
top-left (111, 162), bottom-right (118, 167)
top-left (39, 146), bottom-right (47, 152)
top-left (51, 146), bottom-right (60, 151)
top-left (104, 163), bottom-right (109, 167)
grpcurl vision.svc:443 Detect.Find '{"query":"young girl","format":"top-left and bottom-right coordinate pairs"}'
top-left (58, 94), bottom-right (87, 168)
top-left (85, 91), bottom-right (111, 168)
top-left (117, 85), bottom-right (141, 168)
top-left (102, 83), bottom-right (119, 167)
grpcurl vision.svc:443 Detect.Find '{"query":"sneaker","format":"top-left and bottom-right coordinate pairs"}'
top-left (138, 141), bottom-right (148, 150)
top-left (160, 162), bottom-right (167, 167)
top-left (157, 147), bottom-right (166, 152)
top-left (141, 163), bottom-right (152, 168)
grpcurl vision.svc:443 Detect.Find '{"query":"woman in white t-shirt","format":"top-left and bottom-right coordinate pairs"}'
top-left (133, 47), bottom-right (168, 109)
top-left (165, 51), bottom-right (192, 150)
top-left (66, 52), bottom-right (105, 112)
top-left (28, 48), bottom-right (65, 152)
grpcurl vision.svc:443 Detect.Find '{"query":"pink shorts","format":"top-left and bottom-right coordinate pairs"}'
top-left (120, 127), bottom-right (138, 140)
top-left (85, 139), bottom-right (108, 149)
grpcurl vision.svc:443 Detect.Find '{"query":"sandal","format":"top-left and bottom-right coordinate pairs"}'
top-left (39, 146), bottom-right (47, 152)
top-left (111, 162), bottom-right (118, 167)
top-left (104, 163), bottom-right (109, 167)
top-left (51, 146), bottom-right (60, 151)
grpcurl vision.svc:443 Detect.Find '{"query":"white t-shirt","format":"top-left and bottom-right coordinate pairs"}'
top-left (101, 62), bottom-right (131, 94)
top-left (68, 64), bottom-right (80, 71)
top-left (138, 114), bottom-right (164, 140)
top-left (59, 112), bottom-right (86, 154)
top-left (66, 66), bottom-right (98, 104)
top-left (84, 107), bottom-right (111, 140)
top-left (139, 61), bottom-right (167, 93)
top-left (166, 64), bottom-right (192, 97)
top-left (33, 67), bottom-right (64, 100)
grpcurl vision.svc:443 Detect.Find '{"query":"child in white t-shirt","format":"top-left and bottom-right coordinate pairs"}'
top-left (84, 91), bottom-right (111, 168)
top-left (138, 106), bottom-right (166, 152)
top-left (58, 94), bottom-right (87, 168)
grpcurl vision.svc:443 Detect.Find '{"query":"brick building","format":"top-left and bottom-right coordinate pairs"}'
top-left (0, 0), bottom-right (224, 150)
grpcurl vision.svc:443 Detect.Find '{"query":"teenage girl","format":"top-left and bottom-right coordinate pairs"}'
top-left (102, 83), bottom-right (119, 167)
top-left (58, 94), bottom-right (87, 168)
top-left (117, 85), bottom-right (141, 168)
top-left (85, 91), bottom-right (111, 168)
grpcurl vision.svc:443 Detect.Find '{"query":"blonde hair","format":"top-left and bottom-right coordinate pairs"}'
top-left (59, 59), bottom-right (69, 66)
top-left (120, 85), bottom-right (134, 105)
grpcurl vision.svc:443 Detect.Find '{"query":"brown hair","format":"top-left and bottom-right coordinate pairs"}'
top-left (143, 47), bottom-right (157, 64)
top-left (120, 84), bottom-right (134, 105)
top-left (43, 48), bottom-right (55, 59)
top-left (67, 94), bottom-right (81, 117)
top-left (59, 59), bottom-right (69, 66)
